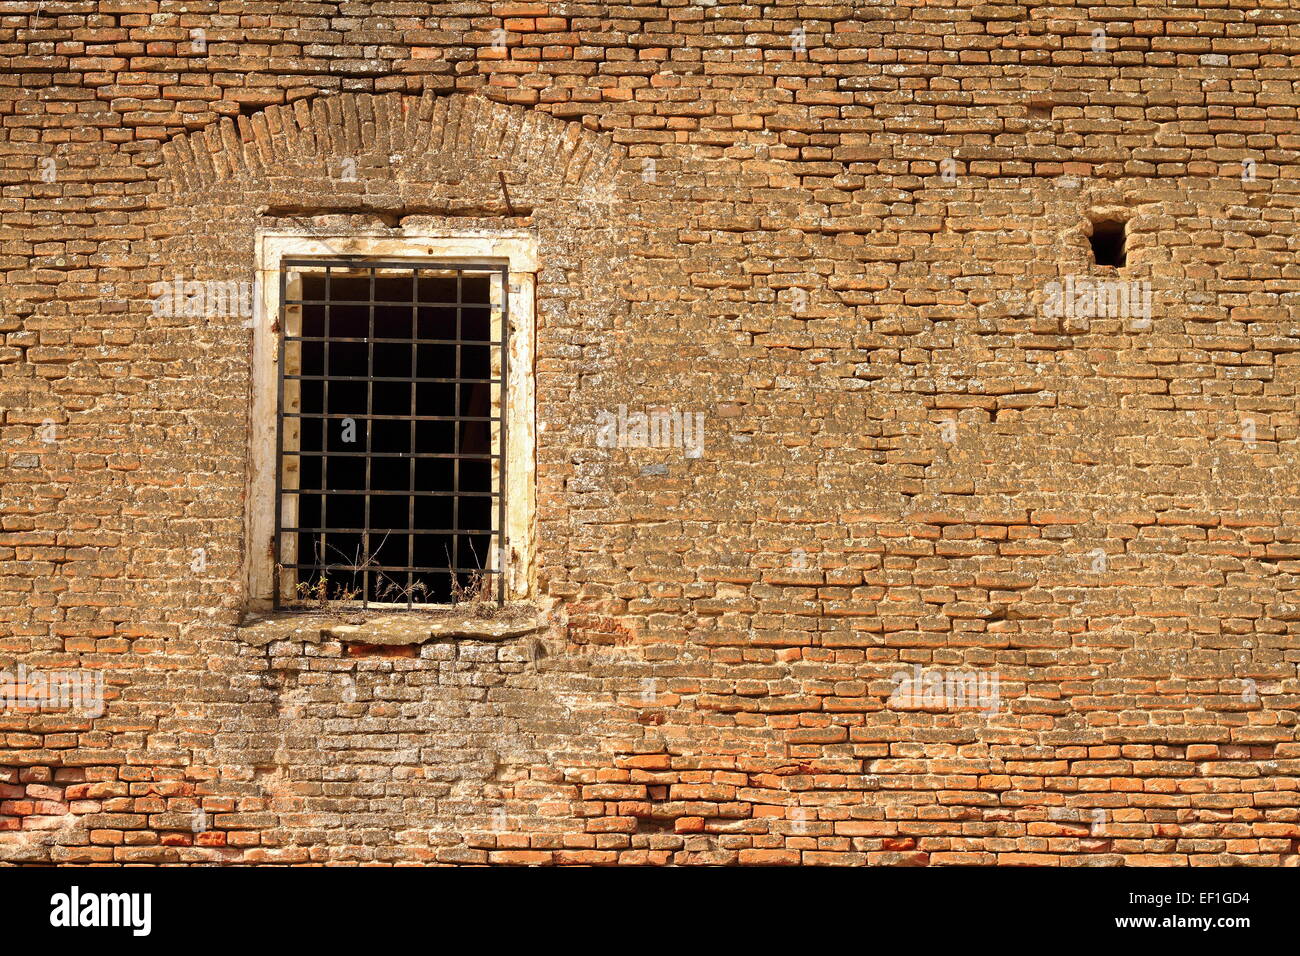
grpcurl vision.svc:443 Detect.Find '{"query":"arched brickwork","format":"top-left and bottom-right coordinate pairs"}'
top-left (155, 91), bottom-right (622, 203)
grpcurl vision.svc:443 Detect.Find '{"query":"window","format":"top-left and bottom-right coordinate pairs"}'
top-left (246, 230), bottom-right (536, 611)
top-left (1088, 218), bottom-right (1126, 268)
top-left (277, 261), bottom-right (506, 607)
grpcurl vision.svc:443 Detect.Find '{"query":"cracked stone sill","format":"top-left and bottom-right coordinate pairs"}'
top-left (236, 603), bottom-right (547, 647)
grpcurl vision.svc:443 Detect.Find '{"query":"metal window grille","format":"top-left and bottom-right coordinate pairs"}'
top-left (273, 260), bottom-right (508, 609)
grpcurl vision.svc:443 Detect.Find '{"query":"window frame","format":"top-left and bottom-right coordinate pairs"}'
top-left (245, 229), bottom-right (537, 611)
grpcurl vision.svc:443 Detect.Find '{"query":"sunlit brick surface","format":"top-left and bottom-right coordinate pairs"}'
top-left (2, 1), bottom-right (1299, 865)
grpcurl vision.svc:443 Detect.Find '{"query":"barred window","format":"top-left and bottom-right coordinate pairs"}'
top-left (274, 260), bottom-right (508, 608)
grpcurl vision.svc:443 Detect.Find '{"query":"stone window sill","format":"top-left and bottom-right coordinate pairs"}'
top-left (237, 603), bottom-right (547, 647)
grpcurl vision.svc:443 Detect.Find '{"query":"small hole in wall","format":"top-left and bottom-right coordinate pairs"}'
top-left (1089, 219), bottom-right (1126, 267)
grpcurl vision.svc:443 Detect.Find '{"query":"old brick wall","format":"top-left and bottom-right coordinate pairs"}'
top-left (2, 1), bottom-right (1300, 864)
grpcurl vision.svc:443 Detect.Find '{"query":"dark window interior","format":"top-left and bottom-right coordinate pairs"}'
top-left (1089, 219), bottom-right (1126, 267)
top-left (277, 263), bottom-right (502, 607)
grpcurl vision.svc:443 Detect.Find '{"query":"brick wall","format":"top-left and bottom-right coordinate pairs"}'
top-left (2, 1), bottom-right (1299, 864)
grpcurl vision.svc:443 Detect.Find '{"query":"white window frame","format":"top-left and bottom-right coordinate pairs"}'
top-left (244, 228), bottom-right (537, 610)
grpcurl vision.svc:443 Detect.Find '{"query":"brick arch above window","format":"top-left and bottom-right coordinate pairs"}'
top-left (155, 91), bottom-right (625, 204)
top-left (142, 92), bottom-right (638, 615)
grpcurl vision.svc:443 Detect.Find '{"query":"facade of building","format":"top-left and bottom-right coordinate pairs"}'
top-left (2, 0), bottom-right (1299, 864)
